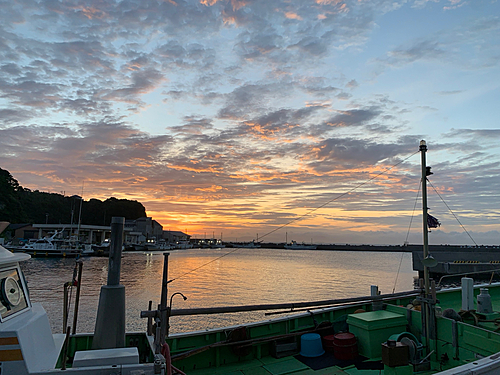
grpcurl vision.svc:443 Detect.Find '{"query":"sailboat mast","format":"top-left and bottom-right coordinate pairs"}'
top-left (420, 140), bottom-right (430, 295)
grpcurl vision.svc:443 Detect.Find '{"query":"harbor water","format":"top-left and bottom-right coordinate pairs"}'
top-left (20, 248), bottom-right (416, 335)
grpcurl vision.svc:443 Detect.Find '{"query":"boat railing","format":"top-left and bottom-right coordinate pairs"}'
top-left (436, 268), bottom-right (500, 287)
top-left (141, 289), bottom-right (420, 320)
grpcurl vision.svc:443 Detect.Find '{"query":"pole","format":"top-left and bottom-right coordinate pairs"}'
top-left (420, 140), bottom-right (430, 295)
top-left (420, 140), bottom-right (432, 352)
top-left (63, 284), bottom-right (69, 333)
top-left (107, 217), bottom-right (124, 286)
top-left (141, 290), bottom-right (419, 318)
top-left (92, 217), bottom-right (126, 349)
top-left (72, 260), bottom-right (83, 334)
top-left (160, 252), bottom-right (170, 344)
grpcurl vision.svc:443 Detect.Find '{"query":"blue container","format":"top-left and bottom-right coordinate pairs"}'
top-left (300, 333), bottom-right (325, 357)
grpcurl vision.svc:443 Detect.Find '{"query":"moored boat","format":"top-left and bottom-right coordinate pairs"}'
top-left (155, 141), bottom-right (500, 374)
top-left (7, 231), bottom-right (82, 257)
top-left (284, 240), bottom-right (317, 250)
top-left (7, 141), bottom-right (500, 375)
top-left (231, 240), bottom-right (261, 248)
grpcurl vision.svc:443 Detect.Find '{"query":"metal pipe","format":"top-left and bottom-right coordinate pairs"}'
top-left (420, 140), bottom-right (432, 353)
top-left (63, 283), bottom-right (69, 333)
top-left (437, 269), bottom-right (500, 287)
top-left (420, 140), bottom-right (430, 295)
top-left (147, 300), bottom-right (153, 336)
top-left (72, 260), bottom-right (83, 334)
top-left (141, 290), bottom-right (419, 318)
top-left (159, 253), bottom-right (170, 345)
top-left (167, 292), bottom-right (187, 336)
top-left (61, 326), bottom-right (71, 370)
top-left (107, 217), bottom-right (124, 286)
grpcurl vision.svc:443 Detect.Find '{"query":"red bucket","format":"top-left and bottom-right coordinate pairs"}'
top-left (322, 335), bottom-right (336, 353)
top-left (332, 332), bottom-right (358, 360)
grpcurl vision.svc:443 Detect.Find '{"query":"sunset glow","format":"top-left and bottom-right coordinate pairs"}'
top-left (1, 0), bottom-right (499, 245)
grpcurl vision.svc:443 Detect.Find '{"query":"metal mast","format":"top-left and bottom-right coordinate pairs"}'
top-left (420, 140), bottom-right (430, 294)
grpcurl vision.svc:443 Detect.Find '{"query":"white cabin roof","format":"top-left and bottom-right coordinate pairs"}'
top-left (0, 245), bottom-right (31, 265)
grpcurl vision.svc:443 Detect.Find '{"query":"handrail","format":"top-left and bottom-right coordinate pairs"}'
top-left (437, 269), bottom-right (500, 287)
top-left (141, 290), bottom-right (419, 319)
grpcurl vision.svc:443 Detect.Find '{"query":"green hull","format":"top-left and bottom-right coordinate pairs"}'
top-left (162, 284), bottom-right (500, 374)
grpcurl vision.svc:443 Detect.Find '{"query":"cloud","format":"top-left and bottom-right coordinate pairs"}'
top-left (444, 128), bottom-right (500, 139)
top-left (375, 14), bottom-right (500, 70)
top-left (0, 0), bottom-right (499, 244)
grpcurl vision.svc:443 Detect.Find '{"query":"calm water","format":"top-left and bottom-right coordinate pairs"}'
top-left (20, 248), bottom-right (416, 335)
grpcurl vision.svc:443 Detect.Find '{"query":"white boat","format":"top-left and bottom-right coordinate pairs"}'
top-left (157, 240), bottom-right (174, 250)
top-left (231, 241), bottom-right (261, 248)
top-left (0, 217), bottom-right (169, 374)
top-left (12, 231), bottom-right (82, 257)
top-left (284, 240), bottom-right (317, 250)
top-left (210, 239), bottom-right (225, 248)
top-left (175, 240), bottom-right (193, 249)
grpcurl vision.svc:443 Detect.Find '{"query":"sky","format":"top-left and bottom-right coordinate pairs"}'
top-left (1, 0), bottom-right (499, 245)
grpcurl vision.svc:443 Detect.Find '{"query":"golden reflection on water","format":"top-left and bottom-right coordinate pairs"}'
top-left (21, 249), bottom-right (415, 334)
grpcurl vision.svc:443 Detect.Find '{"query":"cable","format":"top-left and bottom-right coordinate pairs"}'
top-left (258, 150), bottom-right (420, 242)
top-left (405, 181), bottom-right (421, 245)
top-left (167, 247), bottom-right (242, 284)
top-left (169, 149), bottom-right (420, 284)
top-left (393, 180), bottom-right (421, 293)
top-left (427, 179), bottom-right (478, 246)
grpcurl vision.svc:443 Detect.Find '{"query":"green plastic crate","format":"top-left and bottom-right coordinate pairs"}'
top-left (346, 310), bottom-right (407, 359)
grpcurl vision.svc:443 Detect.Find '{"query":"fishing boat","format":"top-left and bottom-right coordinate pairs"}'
top-left (284, 240), bottom-right (317, 250)
top-left (231, 241), bottom-right (261, 248)
top-left (0, 217), bottom-right (168, 374)
top-left (154, 141), bottom-right (500, 374)
top-left (7, 230), bottom-right (82, 257)
top-left (210, 239), bottom-right (226, 249)
top-left (7, 141), bottom-right (500, 374)
top-left (175, 240), bottom-right (193, 249)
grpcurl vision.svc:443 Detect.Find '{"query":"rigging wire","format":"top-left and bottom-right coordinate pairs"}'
top-left (427, 179), bottom-right (478, 246)
top-left (392, 180), bottom-right (421, 294)
top-left (168, 149), bottom-right (420, 285)
top-left (257, 150), bottom-right (421, 242)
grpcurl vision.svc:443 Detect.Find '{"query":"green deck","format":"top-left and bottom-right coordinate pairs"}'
top-left (166, 284), bottom-right (500, 375)
top-left (55, 284), bottom-right (500, 374)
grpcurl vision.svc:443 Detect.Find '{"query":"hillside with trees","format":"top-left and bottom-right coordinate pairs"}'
top-left (0, 168), bottom-right (147, 225)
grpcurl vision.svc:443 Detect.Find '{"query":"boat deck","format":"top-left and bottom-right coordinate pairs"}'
top-left (188, 355), bottom-right (367, 375)
top-left (169, 284), bottom-right (500, 375)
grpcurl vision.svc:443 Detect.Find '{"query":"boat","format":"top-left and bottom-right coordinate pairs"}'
top-left (156, 141), bottom-right (500, 374)
top-left (7, 141), bottom-right (500, 374)
top-left (175, 240), bottom-right (193, 249)
top-left (0, 217), bottom-right (168, 374)
top-left (7, 230), bottom-right (82, 257)
top-left (210, 239), bottom-right (226, 249)
top-left (91, 238), bottom-right (111, 256)
top-left (231, 240), bottom-right (261, 248)
top-left (284, 240), bottom-right (317, 250)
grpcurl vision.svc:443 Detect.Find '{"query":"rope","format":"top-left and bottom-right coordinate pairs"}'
top-left (393, 180), bottom-right (421, 293)
top-left (169, 149), bottom-right (420, 284)
top-left (427, 179), bottom-right (478, 246)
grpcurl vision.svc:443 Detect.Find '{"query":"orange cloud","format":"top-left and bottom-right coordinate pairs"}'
top-left (285, 12), bottom-right (303, 21)
top-left (196, 185), bottom-right (225, 192)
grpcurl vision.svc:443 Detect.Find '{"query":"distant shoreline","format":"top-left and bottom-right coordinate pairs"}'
top-left (227, 243), bottom-right (500, 252)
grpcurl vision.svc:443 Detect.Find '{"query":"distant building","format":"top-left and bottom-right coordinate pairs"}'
top-left (5, 216), bottom-right (189, 246)
top-left (133, 217), bottom-right (163, 240)
top-left (163, 230), bottom-right (190, 243)
top-left (5, 223), bottom-right (35, 244)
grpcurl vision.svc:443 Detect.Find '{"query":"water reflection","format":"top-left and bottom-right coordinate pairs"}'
top-left (20, 249), bottom-right (415, 334)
